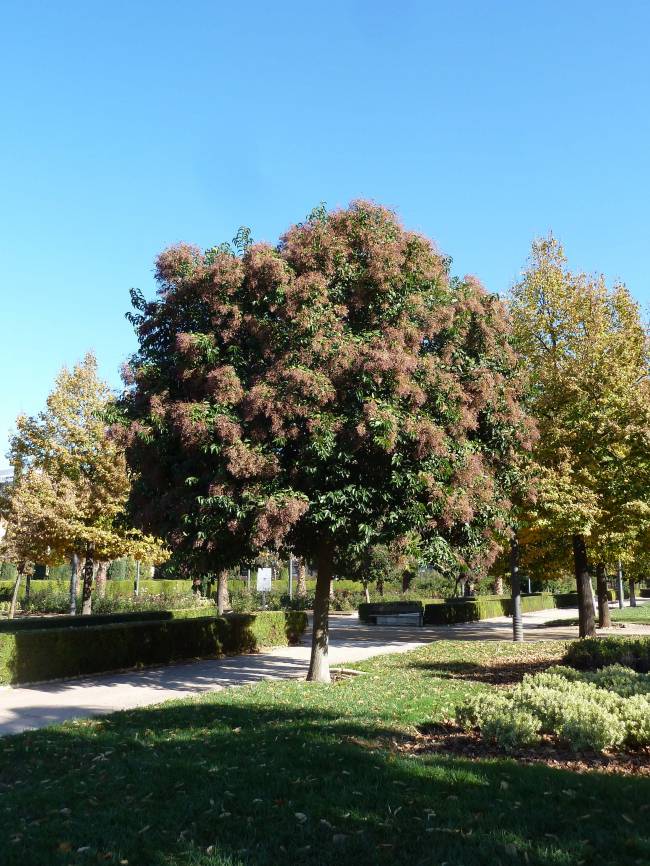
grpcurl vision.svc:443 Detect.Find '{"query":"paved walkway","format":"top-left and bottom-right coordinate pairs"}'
top-left (0, 604), bottom-right (645, 736)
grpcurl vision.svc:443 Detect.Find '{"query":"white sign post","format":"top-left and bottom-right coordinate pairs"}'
top-left (257, 567), bottom-right (272, 607)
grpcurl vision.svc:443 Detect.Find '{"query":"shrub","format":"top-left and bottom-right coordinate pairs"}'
top-left (482, 708), bottom-right (540, 750)
top-left (564, 637), bottom-right (650, 673)
top-left (558, 703), bottom-right (626, 752)
top-left (456, 666), bottom-right (650, 752)
top-left (456, 692), bottom-right (509, 730)
top-left (618, 695), bottom-right (650, 747)
top-left (0, 610), bottom-right (308, 685)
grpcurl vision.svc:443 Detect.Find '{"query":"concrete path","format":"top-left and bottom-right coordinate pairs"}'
top-left (0, 603), bottom-right (644, 736)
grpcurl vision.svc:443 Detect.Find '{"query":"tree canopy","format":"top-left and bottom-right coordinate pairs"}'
top-left (509, 235), bottom-right (650, 632)
top-left (119, 201), bottom-right (533, 678)
top-left (3, 354), bottom-right (165, 611)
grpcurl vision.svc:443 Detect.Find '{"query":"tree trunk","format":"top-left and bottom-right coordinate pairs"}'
top-left (296, 560), bottom-right (307, 598)
top-left (217, 569), bottom-right (229, 615)
top-left (362, 578), bottom-right (370, 604)
top-left (81, 542), bottom-right (95, 615)
top-left (510, 537), bottom-right (523, 642)
top-left (629, 577), bottom-right (637, 608)
top-left (8, 564), bottom-right (24, 619)
top-left (24, 571), bottom-right (31, 606)
top-left (69, 552), bottom-right (79, 615)
top-left (595, 562), bottom-right (611, 628)
top-left (402, 569), bottom-right (414, 593)
top-left (307, 546), bottom-right (334, 683)
top-left (493, 575), bottom-right (504, 596)
top-left (95, 561), bottom-right (108, 599)
top-left (377, 575), bottom-right (384, 597)
top-left (572, 534), bottom-right (595, 638)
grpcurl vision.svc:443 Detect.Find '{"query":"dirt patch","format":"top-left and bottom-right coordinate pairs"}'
top-left (396, 723), bottom-right (650, 777)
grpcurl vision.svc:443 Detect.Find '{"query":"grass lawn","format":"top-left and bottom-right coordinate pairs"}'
top-left (1, 640), bottom-right (649, 866)
top-left (611, 605), bottom-right (650, 624)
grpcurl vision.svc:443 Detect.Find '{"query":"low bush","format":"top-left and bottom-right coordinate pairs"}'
top-left (0, 610), bottom-right (308, 685)
top-left (456, 665), bottom-right (650, 752)
top-left (564, 637), bottom-right (650, 673)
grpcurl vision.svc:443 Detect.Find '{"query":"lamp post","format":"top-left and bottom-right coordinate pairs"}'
top-left (510, 535), bottom-right (523, 642)
top-left (616, 559), bottom-right (624, 609)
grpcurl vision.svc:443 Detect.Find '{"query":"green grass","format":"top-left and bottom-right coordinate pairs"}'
top-left (611, 605), bottom-right (650, 624)
top-left (1, 640), bottom-right (649, 866)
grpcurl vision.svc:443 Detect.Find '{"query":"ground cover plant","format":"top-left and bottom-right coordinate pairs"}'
top-left (456, 665), bottom-right (650, 752)
top-left (1, 640), bottom-right (649, 866)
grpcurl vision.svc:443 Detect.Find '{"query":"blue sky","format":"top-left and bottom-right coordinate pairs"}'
top-left (1, 0), bottom-right (649, 468)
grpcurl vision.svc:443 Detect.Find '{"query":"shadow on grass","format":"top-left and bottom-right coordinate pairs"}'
top-left (0, 690), bottom-right (649, 866)
top-left (411, 658), bottom-right (559, 685)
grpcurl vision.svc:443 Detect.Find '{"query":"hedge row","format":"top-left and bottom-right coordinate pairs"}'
top-left (0, 578), bottom-right (191, 602)
top-left (421, 593), bottom-right (557, 625)
top-left (358, 593), bottom-right (557, 625)
top-left (564, 636), bottom-right (650, 673)
top-left (0, 610), bottom-right (308, 685)
top-left (0, 607), bottom-right (212, 633)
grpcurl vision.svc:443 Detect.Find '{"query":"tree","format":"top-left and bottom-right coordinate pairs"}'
top-left (7, 354), bottom-right (166, 614)
top-left (510, 236), bottom-right (650, 636)
top-left (119, 201), bottom-right (532, 681)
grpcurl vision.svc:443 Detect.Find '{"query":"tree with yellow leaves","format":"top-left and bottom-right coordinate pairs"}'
top-left (5, 353), bottom-right (166, 615)
top-left (510, 236), bottom-right (650, 636)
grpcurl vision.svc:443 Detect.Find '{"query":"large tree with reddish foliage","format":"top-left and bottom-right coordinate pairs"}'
top-left (119, 202), bottom-right (532, 680)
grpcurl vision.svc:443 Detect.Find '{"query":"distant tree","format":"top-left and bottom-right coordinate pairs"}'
top-left (7, 354), bottom-right (166, 614)
top-left (119, 201), bottom-right (532, 680)
top-left (510, 236), bottom-right (650, 635)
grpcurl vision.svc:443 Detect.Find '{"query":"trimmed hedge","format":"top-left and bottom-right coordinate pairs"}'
top-left (0, 610), bottom-right (308, 685)
top-left (564, 637), bottom-right (650, 673)
top-left (423, 593), bottom-right (557, 625)
top-left (0, 577), bottom-right (191, 602)
top-left (556, 588), bottom-right (627, 608)
top-left (0, 607), bottom-right (212, 633)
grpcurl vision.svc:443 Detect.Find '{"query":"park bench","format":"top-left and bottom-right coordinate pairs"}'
top-left (358, 601), bottom-right (424, 626)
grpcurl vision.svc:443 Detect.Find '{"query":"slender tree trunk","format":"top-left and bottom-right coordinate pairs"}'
top-left (363, 578), bottom-right (370, 603)
top-left (307, 546), bottom-right (334, 683)
top-left (69, 552), bottom-right (79, 615)
top-left (24, 570), bottom-right (31, 606)
top-left (402, 569), bottom-right (414, 593)
top-left (377, 575), bottom-right (384, 597)
top-left (493, 575), bottom-right (504, 596)
top-left (296, 560), bottom-right (307, 598)
top-left (595, 562), bottom-right (611, 628)
top-left (217, 569), bottom-right (229, 615)
top-left (572, 534), bottom-right (595, 638)
top-left (510, 537), bottom-right (523, 642)
top-left (95, 561), bottom-right (108, 599)
top-left (629, 577), bottom-right (637, 608)
top-left (8, 563), bottom-right (24, 619)
top-left (81, 542), bottom-right (95, 615)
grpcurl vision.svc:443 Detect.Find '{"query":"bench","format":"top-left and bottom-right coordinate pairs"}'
top-left (372, 612), bottom-right (423, 626)
top-left (359, 600), bottom-right (424, 626)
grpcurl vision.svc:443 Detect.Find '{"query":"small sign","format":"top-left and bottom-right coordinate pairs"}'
top-left (256, 567), bottom-right (272, 592)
